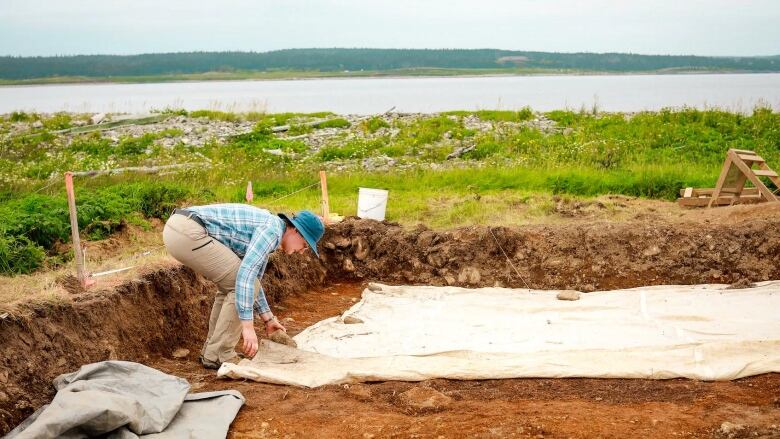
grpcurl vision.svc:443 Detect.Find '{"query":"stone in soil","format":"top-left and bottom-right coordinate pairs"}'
top-left (397, 386), bottom-right (452, 412)
top-left (171, 348), bottom-right (190, 359)
top-left (342, 316), bottom-right (364, 324)
top-left (457, 266), bottom-right (481, 285)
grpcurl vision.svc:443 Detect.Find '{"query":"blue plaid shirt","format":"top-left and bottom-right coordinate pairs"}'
top-left (188, 204), bottom-right (285, 321)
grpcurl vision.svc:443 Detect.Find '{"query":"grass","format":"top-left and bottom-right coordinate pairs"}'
top-left (1, 106), bottom-right (778, 278)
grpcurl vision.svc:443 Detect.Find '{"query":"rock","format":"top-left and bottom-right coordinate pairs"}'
top-left (556, 290), bottom-right (581, 301)
top-left (416, 231), bottom-right (438, 248)
top-left (90, 113), bottom-right (106, 125)
top-left (444, 275), bottom-right (457, 286)
top-left (719, 422), bottom-right (745, 437)
top-left (352, 236), bottom-right (370, 261)
top-left (172, 348), bottom-right (190, 359)
top-left (265, 148), bottom-right (284, 156)
top-left (269, 330), bottom-right (298, 348)
top-left (334, 236), bottom-right (351, 248)
top-left (397, 387), bottom-right (452, 412)
top-left (343, 258), bottom-right (355, 272)
top-left (457, 266), bottom-right (481, 285)
top-left (367, 283), bottom-right (383, 292)
top-left (343, 316), bottom-right (364, 324)
top-left (31, 120), bottom-right (44, 129)
top-left (642, 246), bottom-right (661, 257)
top-left (426, 252), bottom-right (446, 268)
top-left (345, 383), bottom-right (372, 401)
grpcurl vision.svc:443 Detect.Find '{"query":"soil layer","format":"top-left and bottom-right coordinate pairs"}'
top-left (2, 204), bottom-right (780, 437)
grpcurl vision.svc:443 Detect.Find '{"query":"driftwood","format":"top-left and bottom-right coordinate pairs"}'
top-left (53, 114), bottom-right (172, 135)
top-left (446, 145), bottom-right (475, 160)
top-left (70, 163), bottom-right (202, 178)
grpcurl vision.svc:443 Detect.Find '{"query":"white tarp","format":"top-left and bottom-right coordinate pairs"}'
top-left (218, 282), bottom-right (780, 387)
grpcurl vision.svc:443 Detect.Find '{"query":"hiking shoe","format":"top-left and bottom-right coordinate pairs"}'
top-left (200, 356), bottom-right (221, 370)
top-left (200, 355), bottom-right (241, 370)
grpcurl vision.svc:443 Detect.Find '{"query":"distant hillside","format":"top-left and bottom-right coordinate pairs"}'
top-left (1, 48), bottom-right (779, 81)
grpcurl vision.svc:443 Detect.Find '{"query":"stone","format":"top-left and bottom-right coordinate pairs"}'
top-left (457, 266), bottom-right (481, 285)
top-left (719, 422), bottom-right (745, 437)
top-left (352, 236), bottom-right (370, 261)
top-left (367, 283), bottom-right (383, 292)
top-left (334, 236), bottom-right (351, 248)
top-left (343, 258), bottom-right (355, 272)
top-left (426, 252), bottom-right (446, 268)
top-left (397, 387), bottom-right (452, 411)
top-left (642, 245), bottom-right (661, 257)
top-left (556, 290), bottom-right (581, 301)
top-left (90, 113), bottom-right (106, 125)
top-left (171, 348), bottom-right (190, 359)
top-left (444, 275), bottom-right (457, 286)
top-left (269, 330), bottom-right (298, 348)
top-left (343, 316), bottom-right (364, 324)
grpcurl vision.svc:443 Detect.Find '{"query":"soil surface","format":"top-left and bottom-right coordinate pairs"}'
top-left (151, 283), bottom-right (780, 439)
top-left (3, 203), bottom-right (780, 437)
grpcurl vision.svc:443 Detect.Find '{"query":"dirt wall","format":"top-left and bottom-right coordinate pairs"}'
top-left (322, 214), bottom-right (780, 290)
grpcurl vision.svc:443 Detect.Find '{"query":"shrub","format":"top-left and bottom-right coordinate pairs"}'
top-left (0, 234), bottom-right (46, 275)
top-left (362, 117), bottom-right (390, 133)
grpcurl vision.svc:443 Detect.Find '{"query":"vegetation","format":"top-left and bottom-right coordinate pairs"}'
top-left (1, 106), bottom-right (778, 275)
top-left (1, 49), bottom-right (778, 83)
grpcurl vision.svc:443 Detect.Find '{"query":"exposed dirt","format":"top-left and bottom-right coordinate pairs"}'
top-left (2, 203), bottom-right (780, 437)
top-left (322, 203), bottom-right (780, 291)
top-left (152, 283), bottom-right (780, 439)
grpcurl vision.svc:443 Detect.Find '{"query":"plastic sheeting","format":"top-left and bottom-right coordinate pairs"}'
top-left (219, 282), bottom-right (780, 387)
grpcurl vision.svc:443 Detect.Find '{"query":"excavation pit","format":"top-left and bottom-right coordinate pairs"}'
top-left (2, 210), bottom-right (780, 437)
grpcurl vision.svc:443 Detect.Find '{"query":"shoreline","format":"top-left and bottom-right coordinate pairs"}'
top-left (1, 69), bottom-right (777, 88)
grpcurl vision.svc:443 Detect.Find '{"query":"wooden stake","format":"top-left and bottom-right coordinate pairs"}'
top-left (320, 170), bottom-right (330, 224)
top-left (65, 172), bottom-right (87, 287)
top-left (246, 181), bottom-right (254, 202)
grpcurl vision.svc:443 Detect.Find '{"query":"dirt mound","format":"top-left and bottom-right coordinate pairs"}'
top-left (322, 207), bottom-right (780, 291)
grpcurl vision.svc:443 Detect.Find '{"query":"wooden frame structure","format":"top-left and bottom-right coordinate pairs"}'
top-left (678, 149), bottom-right (780, 208)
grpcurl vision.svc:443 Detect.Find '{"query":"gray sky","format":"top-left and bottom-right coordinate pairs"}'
top-left (1, 0), bottom-right (778, 57)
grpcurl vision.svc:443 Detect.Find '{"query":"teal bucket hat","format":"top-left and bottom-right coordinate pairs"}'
top-left (278, 210), bottom-right (324, 256)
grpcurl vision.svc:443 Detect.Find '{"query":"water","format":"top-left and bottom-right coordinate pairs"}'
top-left (1, 73), bottom-right (779, 114)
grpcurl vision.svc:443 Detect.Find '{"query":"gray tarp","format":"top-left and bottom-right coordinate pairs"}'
top-left (6, 361), bottom-right (244, 439)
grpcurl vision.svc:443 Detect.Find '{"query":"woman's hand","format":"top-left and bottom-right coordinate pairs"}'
top-left (240, 320), bottom-right (259, 358)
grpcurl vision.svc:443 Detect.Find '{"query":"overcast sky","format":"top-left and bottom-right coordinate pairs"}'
top-left (1, 0), bottom-right (778, 57)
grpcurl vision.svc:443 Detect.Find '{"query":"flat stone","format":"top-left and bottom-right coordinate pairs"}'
top-left (172, 348), bottom-right (190, 359)
top-left (269, 330), bottom-right (298, 348)
top-left (556, 290), bottom-right (581, 301)
top-left (343, 316), bottom-right (364, 324)
top-left (397, 387), bottom-right (452, 412)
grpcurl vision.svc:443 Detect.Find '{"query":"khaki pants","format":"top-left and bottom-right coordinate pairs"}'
top-left (162, 214), bottom-right (260, 363)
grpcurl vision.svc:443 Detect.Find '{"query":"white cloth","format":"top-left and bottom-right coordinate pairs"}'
top-left (219, 282), bottom-right (780, 387)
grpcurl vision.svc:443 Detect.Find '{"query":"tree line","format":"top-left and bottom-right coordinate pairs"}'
top-left (1, 49), bottom-right (778, 79)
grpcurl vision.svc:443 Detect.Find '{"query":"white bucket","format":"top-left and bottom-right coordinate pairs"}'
top-left (357, 187), bottom-right (389, 220)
